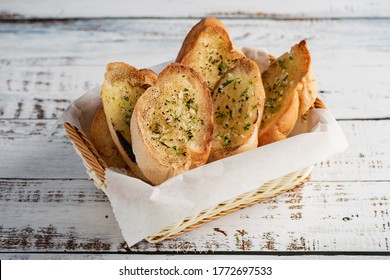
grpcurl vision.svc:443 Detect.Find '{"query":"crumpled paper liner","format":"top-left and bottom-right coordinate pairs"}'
top-left (59, 49), bottom-right (348, 247)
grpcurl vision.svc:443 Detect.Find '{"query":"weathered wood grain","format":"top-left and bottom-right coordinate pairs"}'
top-left (1, 19), bottom-right (389, 120)
top-left (2, 253), bottom-right (388, 260)
top-left (0, 119), bottom-right (88, 179)
top-left (311, 120), bottom-right (390, 182)
top-left (1, 180), bottom-right (389, 253)
top-left (0, 179), bottom-right (122, 252)
top-left (1, 0), bottom-right (389, 19)
top-left (0, 6), bottom-right (389, 256)
top-left (0, 119), bottom-right (388, 181)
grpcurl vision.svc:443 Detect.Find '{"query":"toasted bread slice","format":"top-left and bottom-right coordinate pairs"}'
top-left (131, 63), bottom-right (213, 185)
top-left (91, 106), bottom-right (136, 177)
top-left (258, 40), bottom-right (311, 146)
top-left (242, 46), bottom-right (318, 117)
top-left (297, 71), bottom-right (318, 116)
top-left (178, 23), bottom-right (244, 90)
top-left (101, 62), bottom-right (151, 181)
top-left (139, 68), bottom-right (158, 86)
top-left (176, 18), bottom-right (227, 63)
top-left (91, 106), bottom-right (128, 169)
top-left (209, 57), bottom-right (265, 162)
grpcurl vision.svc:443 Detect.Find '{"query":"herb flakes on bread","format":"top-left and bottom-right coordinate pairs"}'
top-left (177, 18), bottom-right (244, 90)
top-left (209, 57), bottom-right (265, 162)
top-left (101, 62), bottom-right (152, 181)
top-left (131, 63), bottom-right (213, 185)
top-left (258, 40), bottom-right (311, 146)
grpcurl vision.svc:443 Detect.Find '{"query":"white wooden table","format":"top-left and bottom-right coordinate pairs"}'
top-left (1, 0), bottom-right (390, 259)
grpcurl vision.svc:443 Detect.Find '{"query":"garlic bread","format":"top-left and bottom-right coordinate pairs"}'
top-left (258, 40), bottom-right (311, 146)
top-left (139, 68), bottom-right (158, 86)
top-left (209, 57), bottom-right (265, 161)
top-left (297, 71), bottom-right (318, 116)
top-left (91, 106), bottom-right (136, 177)
top-left (91, 106), bottom-right (128, 169)
top-left (101, 62), bottom-right (151, 181)
top-left (176, 18), bottom-right (227, 63)
top-left (178, 23), bottom-right (244, 90)
top-left (131, 63), bottom-right (213, 185)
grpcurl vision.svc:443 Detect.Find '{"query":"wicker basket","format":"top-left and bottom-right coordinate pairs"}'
top-left (64, 98), bottom-right (326, 243)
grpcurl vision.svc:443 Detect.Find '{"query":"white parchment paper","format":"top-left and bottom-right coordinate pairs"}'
top-left (59, 50), bottom-right (348, 246)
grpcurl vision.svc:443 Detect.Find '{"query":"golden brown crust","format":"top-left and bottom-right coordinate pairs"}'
top-left (297, 71), bottom-right (318, 116)
top-left (131, 63), bottom-right (213, 185)
top-left (101, 62), bottom-right (152, 181)
top-left (139, 68), bottom-right (158, 86)
top-left (178, 24), bottom-right (244, 90)
top-left (91, 106), bottom-right (136, 177)
top-left (209, 57), bottom-right (265, 161)
top-left (104, 62), bottom-right (146, 87)
top-left (176, 18), bottom-right (227, 63)
top-left (258, 40), bottom-right (311, 146)
top-left (258, 91), bottom-right (299, 146)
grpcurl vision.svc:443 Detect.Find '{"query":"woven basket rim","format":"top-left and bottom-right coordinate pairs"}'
top-left (64, 98), bottom-right (326, 242)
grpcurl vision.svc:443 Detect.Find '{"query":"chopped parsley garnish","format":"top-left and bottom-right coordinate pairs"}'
top-left (215, 111), bottom-right (225, 118)
top-left (186, 130), bottom-right (193, 140)
top-left (222, 135), bottom-right (231, 146)
top-left (278, 59), bottom-right (287, 70)
top-left (159, 141), bottom-right (169, 148)
top-left (222, 78), bottom-right (237, 88)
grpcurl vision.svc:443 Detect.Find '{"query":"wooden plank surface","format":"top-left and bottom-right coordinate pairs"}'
top-left (0, 0), bottom-right (389, 257)
top-left (1, 0), bottom-right (390, 19)
top-left (1, 19), bottom-right (389, 120)
top-left (1, 119), bottom-right (389, 181)
top-left (1, 180), bottom-right (389, 252)
top-left (3, 253), bottom-right (389, 260)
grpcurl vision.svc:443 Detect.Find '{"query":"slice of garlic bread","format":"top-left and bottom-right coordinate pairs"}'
top-left (131, 63), bottom-right (213, 185)
top-left (91, 106), bottom-right (136, 177)
top-left (178, 24), bottom-right (244, 90)
top-left (101, 62), bottom-right (151, 181)
top-left (297, 71), bottom-right (318, 116)
top-left (209, 57), bottom-right (265, 162)
top-left (258, 40), bottom-right (311, 146)
top-left (139, 68), bottom-right (158, 86)
top-left (176, 18), bottom-right (227, 63)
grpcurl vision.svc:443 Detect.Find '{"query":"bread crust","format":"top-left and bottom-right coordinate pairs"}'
top-left (297, 71), bottom-right (318, 116)
top-left (91, 106), bottom-right (128, 169)
top-left (139, 68), bottom-right (158, 86)
top-left (131, 63), bottom-right (213, 185)
top-left (101, 62), bottom-right (152, 181)
top-left (209, 57), bottom-right (265, 161)
top-left (178, 24), bottom-right (244, 90)
top-left (258, 40), bottom-right (311, 146)
top-left (176, 18), bottom-right (227, 63)
top-left (258, 90), bottom-right (299, 146)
